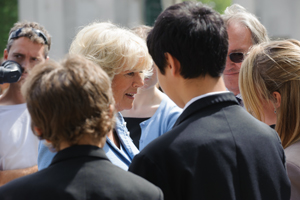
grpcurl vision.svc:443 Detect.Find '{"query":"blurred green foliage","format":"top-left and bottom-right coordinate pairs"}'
top-left (183, 0), bottom-right (232, 14)
top-left (146, 0), bottom-right (231, 26)
top-left (145, 0), bottom-right (162, 26)
top-left (0, 0), bottom-right (18, 58)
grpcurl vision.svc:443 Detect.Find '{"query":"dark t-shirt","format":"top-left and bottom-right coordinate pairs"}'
top-left (124, 117), bottom-right (150, 149)
top-left (270, 124), bottom-right (276, 129)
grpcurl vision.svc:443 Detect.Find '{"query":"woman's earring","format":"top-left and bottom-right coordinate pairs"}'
top-left (274, 109), bottom-right (277, 114)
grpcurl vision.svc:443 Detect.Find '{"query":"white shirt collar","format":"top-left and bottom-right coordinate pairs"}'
top-left (183, 91), bottom-right (230, 111)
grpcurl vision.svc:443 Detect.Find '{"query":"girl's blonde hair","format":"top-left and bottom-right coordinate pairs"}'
top-left (240, 39), bottom-right (300, 148)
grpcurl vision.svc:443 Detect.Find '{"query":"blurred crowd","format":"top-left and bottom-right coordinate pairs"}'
top-left (0, 1), bottom-right (299, 200)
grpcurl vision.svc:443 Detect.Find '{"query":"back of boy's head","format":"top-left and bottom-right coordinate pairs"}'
top-left (22, 54), bottom-right (115, 150)
top-left (147, 1), bottom-right (228, 79)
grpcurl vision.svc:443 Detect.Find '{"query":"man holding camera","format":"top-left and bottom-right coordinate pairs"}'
top-left (0, 21), bottom-right (51, 185)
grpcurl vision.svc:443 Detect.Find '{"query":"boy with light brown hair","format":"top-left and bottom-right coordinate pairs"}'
top-left (0, 54), bottom-right (163, 200)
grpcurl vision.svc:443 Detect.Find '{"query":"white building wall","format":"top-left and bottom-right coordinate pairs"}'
top-left (234, 0), bottom-right (300, 40)
top-left (18, 0), bottom-right (144, 60)
top-left (18, 0), bottom-right (300, 60)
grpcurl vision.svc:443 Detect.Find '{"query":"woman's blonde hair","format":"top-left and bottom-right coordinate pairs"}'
top-left (69, 22), bottom-right (152, 79)
top-left (240, 39), bottom-right (300, 148)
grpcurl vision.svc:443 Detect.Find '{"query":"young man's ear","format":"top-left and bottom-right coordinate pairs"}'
top-left (272, 91), bottom-right (281, 108)
top-left (164, 52), bottom-right (181, 76)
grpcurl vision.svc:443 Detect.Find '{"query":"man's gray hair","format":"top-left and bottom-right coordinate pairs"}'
top-left (222, 4), bottom-right (269, 44)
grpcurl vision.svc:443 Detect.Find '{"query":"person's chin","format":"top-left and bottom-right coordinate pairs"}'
top-left (121, 102), bottom-right (134, 111)
top-left (19, 73), bottom-right (28, 81)
top-left (17, 77), bottom-right (26, 85)
top-left (140, 85), bottom-right (150, 90)
top-left (121, 106), bottom-right (133, 111)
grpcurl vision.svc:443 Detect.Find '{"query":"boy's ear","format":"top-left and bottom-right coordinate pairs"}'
top-left (33, 126), bottom-right (43, 136)
top-left (109, 104), bottom-right (115, 119)
top-left (164, 52), bottom-right (181, 76)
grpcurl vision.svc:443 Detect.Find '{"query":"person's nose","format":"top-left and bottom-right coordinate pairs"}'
top-left (133, 72), bottom-right (144, 88)
top-left (20, 59), bottom-right (31, 71)
top-left (226, 55), bottom-right (234, 65)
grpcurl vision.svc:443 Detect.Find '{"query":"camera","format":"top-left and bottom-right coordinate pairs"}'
top-left (0, 60), bottom-right (23, 84)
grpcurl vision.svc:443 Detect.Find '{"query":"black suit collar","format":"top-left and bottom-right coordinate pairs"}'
top-left (173, 92), bottom-right (238, 127)
top-left (50, 145), bottom-right (109, 166)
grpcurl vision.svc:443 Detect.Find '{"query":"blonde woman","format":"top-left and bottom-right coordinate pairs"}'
top-left (37, 22), bottom-right (152, 171)
top-left (240, 39), bottom-right (300, 200)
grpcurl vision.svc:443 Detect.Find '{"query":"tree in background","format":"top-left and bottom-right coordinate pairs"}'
top-left (0, 0), bottom-right (18, 59)
top-left (145, 0), bottom-right (162, 26)
top-left (183, 0), bottom-right (231, 14)
top-left (145, 0), bottom-right (231, 26)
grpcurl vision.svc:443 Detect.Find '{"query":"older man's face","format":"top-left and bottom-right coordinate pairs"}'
top-left (223, 23), bottom-right (252, 96)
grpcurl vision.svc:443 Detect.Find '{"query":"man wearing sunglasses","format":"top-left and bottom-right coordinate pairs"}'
top-left (0, 21), bottom-right (51, 185)
top-left (222, 4), bottom-right (269, 105)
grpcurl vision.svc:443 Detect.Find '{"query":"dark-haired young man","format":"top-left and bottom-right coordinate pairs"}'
top-left (129, 2), bottom-right (290, 200)
top-left (0, 21), bottom-right (51, 185)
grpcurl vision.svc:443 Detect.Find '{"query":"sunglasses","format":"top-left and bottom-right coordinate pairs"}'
top-left (8, 28), bottom-right (48, 45)
top-left (229, 52), bottom-right (245, 63)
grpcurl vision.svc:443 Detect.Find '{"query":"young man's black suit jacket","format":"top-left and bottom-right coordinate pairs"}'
top-left (129, 92), bottom-right (290, 200)
top-left (0, 145), bottom-right (163, 200)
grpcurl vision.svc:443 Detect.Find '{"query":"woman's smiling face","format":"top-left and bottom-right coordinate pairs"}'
top-left (112, 70), bottom-right (144, 111)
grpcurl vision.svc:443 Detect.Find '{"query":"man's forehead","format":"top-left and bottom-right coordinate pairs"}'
top-left (227, 23), bottom-right (253, 52)
top-left (9, 37), bottom-right (45, 56)
top-left (228, 23), bottom-right (251, 38)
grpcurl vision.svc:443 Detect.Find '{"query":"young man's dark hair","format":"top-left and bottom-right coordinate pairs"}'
top-left (129, 2), bottom-right (291, 200)
top-left (147, 1), bottom-right (228, 78)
